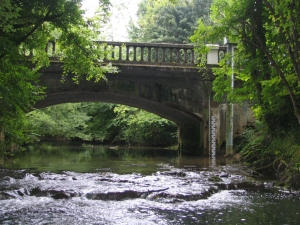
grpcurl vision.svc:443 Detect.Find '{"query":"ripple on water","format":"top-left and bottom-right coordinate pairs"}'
top-left (1, 166), bottom-right (300, 224)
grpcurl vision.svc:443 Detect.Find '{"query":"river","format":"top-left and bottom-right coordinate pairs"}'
top-left (0, 143), bottom-right (299, 224)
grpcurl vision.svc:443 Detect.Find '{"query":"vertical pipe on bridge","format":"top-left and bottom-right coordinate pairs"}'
top-left (225, 39), bottom-right (237, 156)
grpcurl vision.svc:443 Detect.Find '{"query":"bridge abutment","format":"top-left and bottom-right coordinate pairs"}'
top-left (178, 122), bottom-right (203, 154)
top-left (205, 102), bottom-right (255, 156)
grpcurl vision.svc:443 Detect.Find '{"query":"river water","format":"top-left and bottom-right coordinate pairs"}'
top-left (0, 143), bottom-right (300, 224)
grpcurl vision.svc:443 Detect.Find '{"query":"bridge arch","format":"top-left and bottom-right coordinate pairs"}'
top-left (36, 61), bottom-right (211, 153)
top-left (35, 91), bottom-right (201, 125)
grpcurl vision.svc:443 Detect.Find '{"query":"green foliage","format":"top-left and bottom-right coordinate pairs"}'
top-left (191, 0), bottom-right (300, 188)
top-left (240, 123), bottom-right (300, 189)
top-left (26, 103), bottom-right (178, 147)
top-left (26, 103), bottom-right (92, 140)
top-left (128, 0), bottom-right (212, 43)
top-left (112, 105), bottom-right (177, 146)
top-left (191, 0), bottom-right (300, 130)
top-left (0, 0), bottom-right (116, 154)
top-left (85, 102), bottom-right (119, 142)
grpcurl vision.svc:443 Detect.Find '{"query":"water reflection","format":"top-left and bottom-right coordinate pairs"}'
top-left (1, 143), bottom-right (229, 174)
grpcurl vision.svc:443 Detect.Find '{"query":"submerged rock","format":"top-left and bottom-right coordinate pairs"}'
top-left (30, 187), bottom-right (82, 199)
top-left (86, 188), bottom-right (169, 201)
top-left (208, 176), bottom-right (222, 182)
top-left (0, 165), bottom-right (272, 203)
top-left (219, 172), bottom-right (229, 177)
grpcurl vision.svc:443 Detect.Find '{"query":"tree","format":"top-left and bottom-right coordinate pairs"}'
top-left (0, 0), bottom-right (116, 152)
top-left (128, 0), bottom-right (212, 43)
top-left (191, 0), bottom-right (300, 130)
top-left (26, 103), bottom-right (92, 140)
top-left (112, 105), bottom-right (177, 146)
top-left (191, 0), bottom-right (300, 188)
top-left (85, 102), bottom-right (119, 142)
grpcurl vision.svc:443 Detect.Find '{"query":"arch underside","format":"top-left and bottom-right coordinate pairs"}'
top-left (35, 91), bottom-right (202, 125)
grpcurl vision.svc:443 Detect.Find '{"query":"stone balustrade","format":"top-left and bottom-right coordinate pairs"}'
top-left (98, 41), bottom-right (197, 67)
top-left (34, 41), bottom-right (227, 68)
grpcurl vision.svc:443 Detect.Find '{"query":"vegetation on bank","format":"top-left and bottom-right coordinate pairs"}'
top-left (25, 103), bottom-right (177, 147)
top-left (233, 123), bottom-right (300, 189)
top-left (0, 0), bottom-right (116, 154)
top-left (191, 0), bottom-right (300, 189)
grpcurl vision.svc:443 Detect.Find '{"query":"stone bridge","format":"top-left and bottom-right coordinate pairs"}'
top-left (35, 41), bottom-right (238, 154)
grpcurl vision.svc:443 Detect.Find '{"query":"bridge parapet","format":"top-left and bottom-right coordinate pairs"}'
top-left (40, 41), bottom-right (226, 68)
top-left (98, 42), bottom-right (226, 67)
top-left (99, 41), bottom-right (197, 67)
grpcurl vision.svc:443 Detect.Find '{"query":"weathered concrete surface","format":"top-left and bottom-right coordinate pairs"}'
top-left (35, 62), bottom-right (255, 154)
top-left (36, 63), bottom-right (210, 123)
top-left (207, 102), bottom-right (255, 155)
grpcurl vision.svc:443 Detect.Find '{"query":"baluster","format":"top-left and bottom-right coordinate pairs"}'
top-left (119, 45), bottom-right (122, 61)
top-left (147, 47), bottom-right (150, 62)
top-left (170, 48), bottom-right (173, 62)
top-left (52, 42), bottom-right (55, 55)
top-left (104, 44), bottom-right (107, 60)
top-left (133, 46), bottom-right (137, 62)
top-left (126, 45), bottom-right (130, 61)
top-left (155, 48), bottom-right (158, 62)
top-left (45, 43), bottom-right (49, 54)
top-left (176, 48), bottom-right (179, 63)
top-left (191, 49), bottom-right (195, 64)
top-left (141, 47), bottom-right (144, 62)
top-left (183, 49), bottom-right (187, 64)
top-left (111, 45), bottom-right (115, 60)
top-left (162, 48), bottom-right (165, 62)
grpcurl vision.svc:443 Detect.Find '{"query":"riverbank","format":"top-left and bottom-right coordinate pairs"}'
top-left (234, 125), bottom-right (300, 190)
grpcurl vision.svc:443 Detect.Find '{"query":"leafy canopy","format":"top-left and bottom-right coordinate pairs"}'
top-left (191, 0), bottom-right (300, 130)
top-left (0, 0), bottom-right (116, 150)
top-left (26, 103), bottom-right (177, 146)
top-left (128, 0), bottom-right (212, 43)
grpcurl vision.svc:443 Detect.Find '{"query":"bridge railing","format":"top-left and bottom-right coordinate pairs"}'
top-left (97, 42), bottom-right (227, 67)
top-left (97, 41), bottom-right (197, 67)
top-left (27, 41), bottom-right (226, 67)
